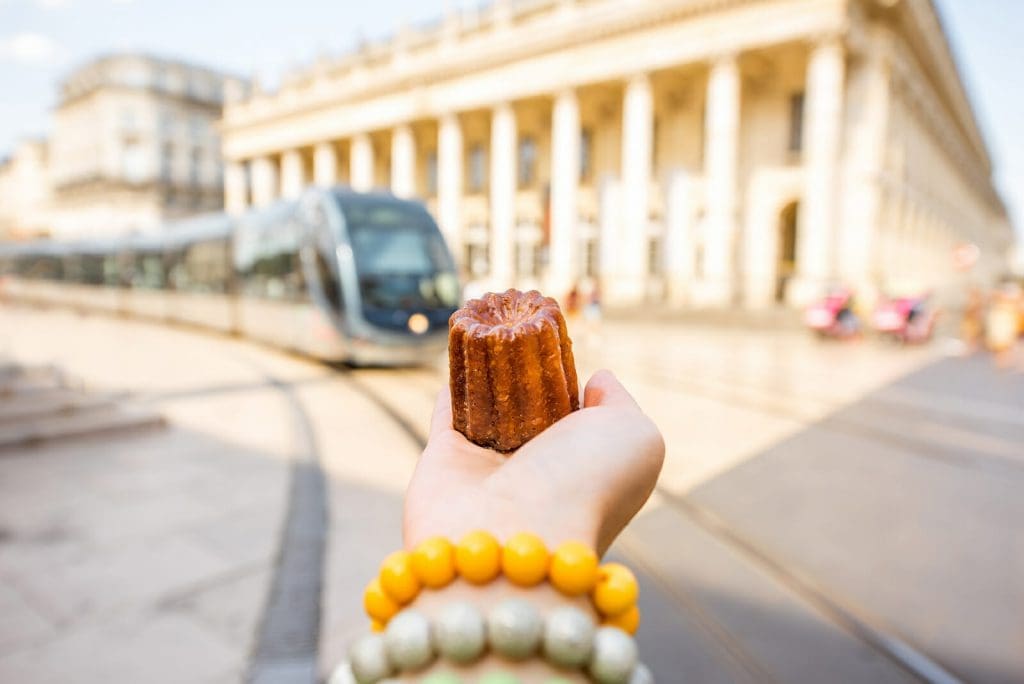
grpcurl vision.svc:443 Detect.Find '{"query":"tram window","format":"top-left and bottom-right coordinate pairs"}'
top-left (103, 255), bottom-right (120, 286)
top-left (238, 246), bottom-right (305, 301)
top-left (314, 248), bottom-right (343, 312)
top-left (177, 239), bottom-right (230, 293)
top-left (69, 254), bottom-right (108, 285)
top-left (132, 253), bottom-right (165, 289)
top-left (20, 255), bottom-right (63, 280)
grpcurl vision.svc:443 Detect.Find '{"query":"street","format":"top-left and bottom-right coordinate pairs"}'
top-left (0, 305), bottom-right (1021, 683)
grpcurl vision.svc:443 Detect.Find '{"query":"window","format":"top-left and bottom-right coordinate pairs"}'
top-left (161, 143), bottom-right (174, 182)
top-left (584, 238), bottom-right (599, 277)
top-left (651, 117), bottom-right (660, 172)
top-left (426, 150), bottom-right (438, 196)
top-left (159, 109), bottom-right (173, 138)
top-left (517, 136), bottom-right (536, 188)
top-left (189, 149), bottom-right (202, 187)
top-left (580, 128), bottom-right (593, 182)
top-left (189, 115), bottom-right (204, 141)
top-left (121, 107), bottom-right (136, 132)
top-left (468, 144), bottom-right (486, 192)
top-left (122, 141), bottom-right (145, 183)
top-left (788, 92), bottom-right (804, 153)
top-left (647, 237), bottom-right (662, 276)
top-left (465, 241), bottom-right (489, 278)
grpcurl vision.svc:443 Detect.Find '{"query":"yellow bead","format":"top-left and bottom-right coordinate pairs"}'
top-left (502, 532), bottom-right (549, 586)
top-left (455, 530), bottom-right (502, 584)
top-left (549, 541), bottom-right (599, 596)
top-left (411, 537), bottom-right (457, 589)
top-left (604, 604), bottom-right (640, 635)
top-left (380, 550), bottom-right (421, 604)
top-left (592, 563), bottom-right (639, 617)
top-left (364, 577), bottom-right (400, 623)
top-left (370, 619), bottom-right (385, 633)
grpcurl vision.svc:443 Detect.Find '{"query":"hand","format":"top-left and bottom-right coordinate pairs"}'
top-left (403, 370), bottom-right (665, 554)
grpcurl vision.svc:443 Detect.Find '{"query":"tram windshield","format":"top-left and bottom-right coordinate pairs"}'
top-left (339, 196), bottom-right (459, 311)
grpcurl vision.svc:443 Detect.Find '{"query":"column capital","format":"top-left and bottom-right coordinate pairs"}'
top-left (807, 31), bottom-right (846, 52)
top-left (706, 51), bottom-right (739, 69)
top-left (624, 72), bottom-right (651, 89)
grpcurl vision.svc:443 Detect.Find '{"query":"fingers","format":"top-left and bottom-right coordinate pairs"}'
top-left (429, 387), bottom-right (454, 440)
top-left (583, 369), bottom-right (640, 410)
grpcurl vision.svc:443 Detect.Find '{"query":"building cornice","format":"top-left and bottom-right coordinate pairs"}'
top-left (223, 0), bottom-right (782, 131)
top-left (891, 0), bottom-right (993, 176)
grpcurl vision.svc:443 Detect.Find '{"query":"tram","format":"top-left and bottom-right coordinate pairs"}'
top-left (0, 188), bottom-right (461, 366)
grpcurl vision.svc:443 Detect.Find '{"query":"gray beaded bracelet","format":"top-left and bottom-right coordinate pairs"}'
top-left (332, 601), bottom-right (652, 684)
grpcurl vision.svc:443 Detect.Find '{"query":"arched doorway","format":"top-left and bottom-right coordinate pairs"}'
top-left (775, 201), bottom-right (799, 303)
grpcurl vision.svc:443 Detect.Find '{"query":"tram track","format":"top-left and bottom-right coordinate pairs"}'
top-left (340, 365), bottom-right (964, 684)
top-left (606, 354), bottom-right (1024, 477)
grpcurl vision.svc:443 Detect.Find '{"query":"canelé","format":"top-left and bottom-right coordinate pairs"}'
top-left (449, 289), bottom-right (580, 452)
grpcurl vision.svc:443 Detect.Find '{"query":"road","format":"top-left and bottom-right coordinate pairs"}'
top-left (0, 305), bottom-right (1020, 683)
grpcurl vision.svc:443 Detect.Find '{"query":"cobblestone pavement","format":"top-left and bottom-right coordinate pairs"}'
top-left (0, 305), bottom-right (1020, 683)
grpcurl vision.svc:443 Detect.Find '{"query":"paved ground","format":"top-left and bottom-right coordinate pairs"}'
top-left (0, 305), bottom-right (1020, 683)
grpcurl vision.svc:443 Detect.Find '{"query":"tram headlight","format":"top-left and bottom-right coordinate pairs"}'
top-left (407, 312), bottom-right (429, 335)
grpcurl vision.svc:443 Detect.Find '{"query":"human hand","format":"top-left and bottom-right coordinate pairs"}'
top-left (403, 370), bottom-right (664, 554)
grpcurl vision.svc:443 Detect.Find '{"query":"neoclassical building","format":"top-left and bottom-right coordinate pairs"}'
top-left (220, 0), bottom-right (1013, 307)
top-left (42, 54), bottom-right (247, 238)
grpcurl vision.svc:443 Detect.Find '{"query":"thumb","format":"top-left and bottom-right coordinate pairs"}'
top-left (429, 387), bottom-right (454, 439)
top-left (583, 369), bottom-right (640, 410)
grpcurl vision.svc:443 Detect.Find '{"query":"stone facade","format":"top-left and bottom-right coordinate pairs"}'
top-left (0, 139), bottom-right (52, 239)
top-left (220, 0), bottom-right (1013, 307)
top-left (5, 54), bottom-right (247, 239)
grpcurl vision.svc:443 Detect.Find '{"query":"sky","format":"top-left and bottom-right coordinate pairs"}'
top-left (0, 0), bottom-right (1020, 240)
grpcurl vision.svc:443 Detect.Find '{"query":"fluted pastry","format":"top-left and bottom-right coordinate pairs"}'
top-left (449, 289), bottom-right (580, 452)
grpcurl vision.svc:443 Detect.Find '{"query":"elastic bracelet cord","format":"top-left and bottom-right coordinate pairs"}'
top-left (336, 600), bottom-right (653, 684)
top-left (364, 531), bottom-right (641, 635)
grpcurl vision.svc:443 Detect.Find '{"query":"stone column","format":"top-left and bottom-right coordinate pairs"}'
top-left (313, 142), bottom-right (338, 187)
top-left (438, 113), bottom-right (464, 258)
top-left (489, 102), bottom-right (517, 286)
top-left (391, 124), bottom-right (416, 199)
top-left (664, 170), bottom-right (693, 305)
top-left (793, 37), bottom-right (845, 305)
top-left (548, 88), bottom-right (580, 297)
top-left (839, 28), bottom-right (891, 307)
top-left (350, 133), bottom-right (374, 192)
top-left (251, 156), bottom-right (278, 208)
top-left (700, 54), bottom-right (740, 306)
top-left (280, 150), bottom-right (305, 199)
top-left (617, 73), bottom-right (653, 303)
top-left (224, 161), bottom-right (248, 215)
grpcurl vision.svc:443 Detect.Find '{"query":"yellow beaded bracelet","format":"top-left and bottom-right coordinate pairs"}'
top-left (363, 531), bottom-right (641, 634)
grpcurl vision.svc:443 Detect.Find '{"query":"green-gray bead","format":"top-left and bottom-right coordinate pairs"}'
top-left (327, 662), bottom-right (356, 684)
top-left (543, 606), bottom-right (595, 668)
top-left (629, 663), bottom-right (654, 684)
top-left (434, 601), bottom-right (486, 664)
top-left (589, 626), bottom-right (639, 684)
top-left (383, 609), bottom-right (435, 671)
top-left (488, 598), bottom-right (543, 660)
top-left (348, 634), bottom-right (394, 684)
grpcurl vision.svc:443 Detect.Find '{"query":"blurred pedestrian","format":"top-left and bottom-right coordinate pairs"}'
top-left (960, 286), bottom-right (985, 353)
top-left (564, 283), bottom-right (581, 322)
top-left (986, 285), bottom-right (1019, 368)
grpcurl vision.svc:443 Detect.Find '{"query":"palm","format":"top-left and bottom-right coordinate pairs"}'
top-left (404, 370), bottom-right (664, 555)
